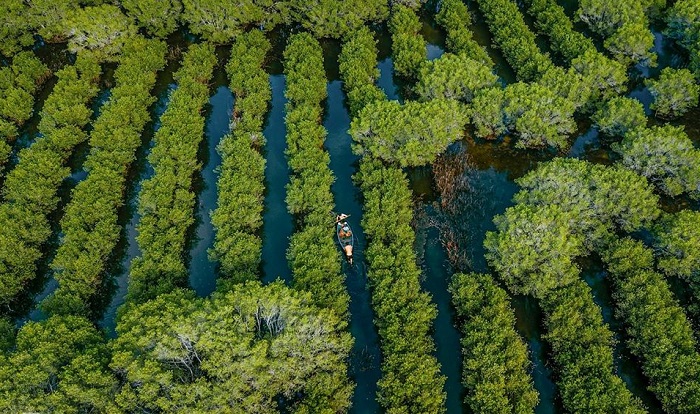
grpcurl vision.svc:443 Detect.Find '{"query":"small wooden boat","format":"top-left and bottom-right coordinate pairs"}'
top-left (336, 220), bottom-right (354, 265)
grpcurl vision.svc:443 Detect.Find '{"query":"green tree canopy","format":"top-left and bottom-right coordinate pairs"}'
top-left (646, 67), bottom-right (700, 119)
top-left (350, 99), bottom-right (468, 167)
top-left (62, 4), bottom-right (138, 60)
top-left (604, 21), bottom-right (656, 66)
top-left (470, 82), bottom-right (576, 149)
top-left (613, 125), bottom-right (700, 199)
top-left (415, 53), bottom-right (498, 102)
top-left (450, 273), bottom-right (539, 413)
top-left (113, 282), bottom-right (353, 412)
top-left (653, 210), bottom-right (700, 279)
top-left (514, 158), bottom-right (661, 247)
top-left (0, 316), bottom-right (117, 413)
top-left (592, 96), bottom-right (647, 137)
top-left (484, 203), bottom-right (584, 298)
top-left (571, 49), bottom-right (628, 104)
top-left (121, 0), bottom-right (183, 38)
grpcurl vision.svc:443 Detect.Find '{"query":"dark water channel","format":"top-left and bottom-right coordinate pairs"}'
top-left (189, 71), bottom-right (233, 296)
top-left (324, 78), bottom-right (382, 414)
top-left (98, 58), bottom-right (179, 334)
top-left (581, 259), bottom-right (664, 413)
top-left (261, 74), bottom-right (293, 284)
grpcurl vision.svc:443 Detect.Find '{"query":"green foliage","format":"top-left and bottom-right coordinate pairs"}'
top-left (604, 21), bottom-right (656, 67)
top-left (0, 0), bottom-right (35, 55)
top-left (181, 0), bottom-right (283, 43)
top-left (127, 43), bottom-right (216, 305)
top-left (524, 0), bottom-right (596, 62)
top-left (450, 273), bottom-right (539, 413)
top-left (470, 83), bottom-right (576, 149)
top-left (113, 282), bottom-right (353, 413)
top-left (475, 0), bottom-right (553, 81)
top-left (653, 210), bottom-right (700, 279)
top-left (646, 67), bottom-right (700, 119)
top-left (486, 158), bottom-right (660, 298)
top-left (42, 37), bottom-right (166, 315)
top-left (0, 52), bottom-right (100, 308)
top-left (601, 238), bottom-right (700, 414)
top-left (577, 0), bottom-right (645, 36)
top-left (665, 0), bottom-right (700, 73)
top-left (665, 0), bottom-right (700, 50)
top-left (613, 125), bottom-right (700, 199)
top-left (210, 31), bottom-right (270, 283)
top-left (289, 0), bottom-right (389, 39)
top-left (592, 96), bottom-right (647, 137)
top-left (284, 33), bottom-right (350, 323)
top-left (571, 49), bottom-right (629, 104)
top-left (338, 27), bottom-right (386, 117)
top-left (537, 66), bottom-right (592, 111)
top-left (0, 315), bottom-right (117, 413)
top-left (351, 99), bottom-right (468, 167)
top-left (577, 0), bottom-right (656, 66)
top-left (415, 53), bottom-right (498, 102)
top-left (435, 0), bottom-right (492, 65)
top-left (0, 51), bottom-right (50, 176)
top-left (540, 280), bottom-right (646, 414)
top-left (121, 0), bottom-right (183, 38)
top-left (357, 160), bottom-right (446, 413)
top-left (62, 4), bottom-right (138, 60)
top-left (0, 52), bottom-right (50, 127)
top-left (484, 203), bottom-right (584, 298)
top-left (0, 317), bottom-right (14, 352)
top-left (389, 5), bottom-right (427, 78)
top-left (515, 158), bottom-right (660, 247)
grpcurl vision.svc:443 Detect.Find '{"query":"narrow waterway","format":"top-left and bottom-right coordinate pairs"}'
top-left (419, 222), bottom-right (465, 413)
top-left (261, 74), bottom-right (293, 284)
top-left (324, 79), bottom-right (383, 413)
top-left (581, 260), bottom-right (664, 412)
top-left (189, 72), bottom-right (233, 296)
top-left (98, 59), bottom-right (179, 335)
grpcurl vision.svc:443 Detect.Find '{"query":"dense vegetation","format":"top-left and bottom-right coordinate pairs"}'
top-left (341, 28), bottom-right (446, 412)
top-left (0, 52), bottom-right (100, 308)
top-left (2, 0), bottom-right (700, 412)
top-left (0, 51), bottom-right (50, 174)
top-left (43, 37), bottom-right (167, 316)
top-left (602, 239), bottom-right (700, 413)
top-left (450, 273), bottom-right (538, 413)
top-left (486, 158), bottom-right (659, 412)
top-left (127, 42), bottom-right (217, 304)
top-left (475, 0), bottom-right (552, 81)
top-left (209, 30), bottom-right (269, 283)
top-left (283, 33), bottom-right (351, 319)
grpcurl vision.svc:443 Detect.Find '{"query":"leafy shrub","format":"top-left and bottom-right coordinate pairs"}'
top-left (415, 53), bottom-right (498, 102)
top-left (646, 67), bottom-right (700, 119)
top-left (592, 96), bottom-right (647, 137)
top-left (602, 238), bottom-right (700, 413)
top-left (450, 273), bottom-right (539, 413)
top-left (435, 0), bottom-right (491, 64)
top-left (351, 98), bottom-right (468, 167)
top-left (389, 5), bottom-right (426, 78)
top-left (613, 125), bottom-right (700, 199)
top-left (121, 0), bottom-right (183, 38)
top-left (41, 37), bottom-right (167, 315)
top-left (470, 82), bottom-right (576, 149)
top-left (114, 281), bottom-right (353, 413)
top-left (653, 210), bottom-right (700, 279)
top-left (126, 42), bottom-right (217, 304)
top-left (474, 0), bottom-right (553, 81)
top-left (541, 280), bottom-right (646, 413)
top-left (210, 31), bottom-right (270, 283)
top-left (524, 0), bottom-right (596, 62)
top-left (0, 52), bottom-right (100, 308)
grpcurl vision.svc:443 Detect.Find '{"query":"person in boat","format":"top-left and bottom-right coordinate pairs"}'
top-left (339, 222), bottom-right (352, 238)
